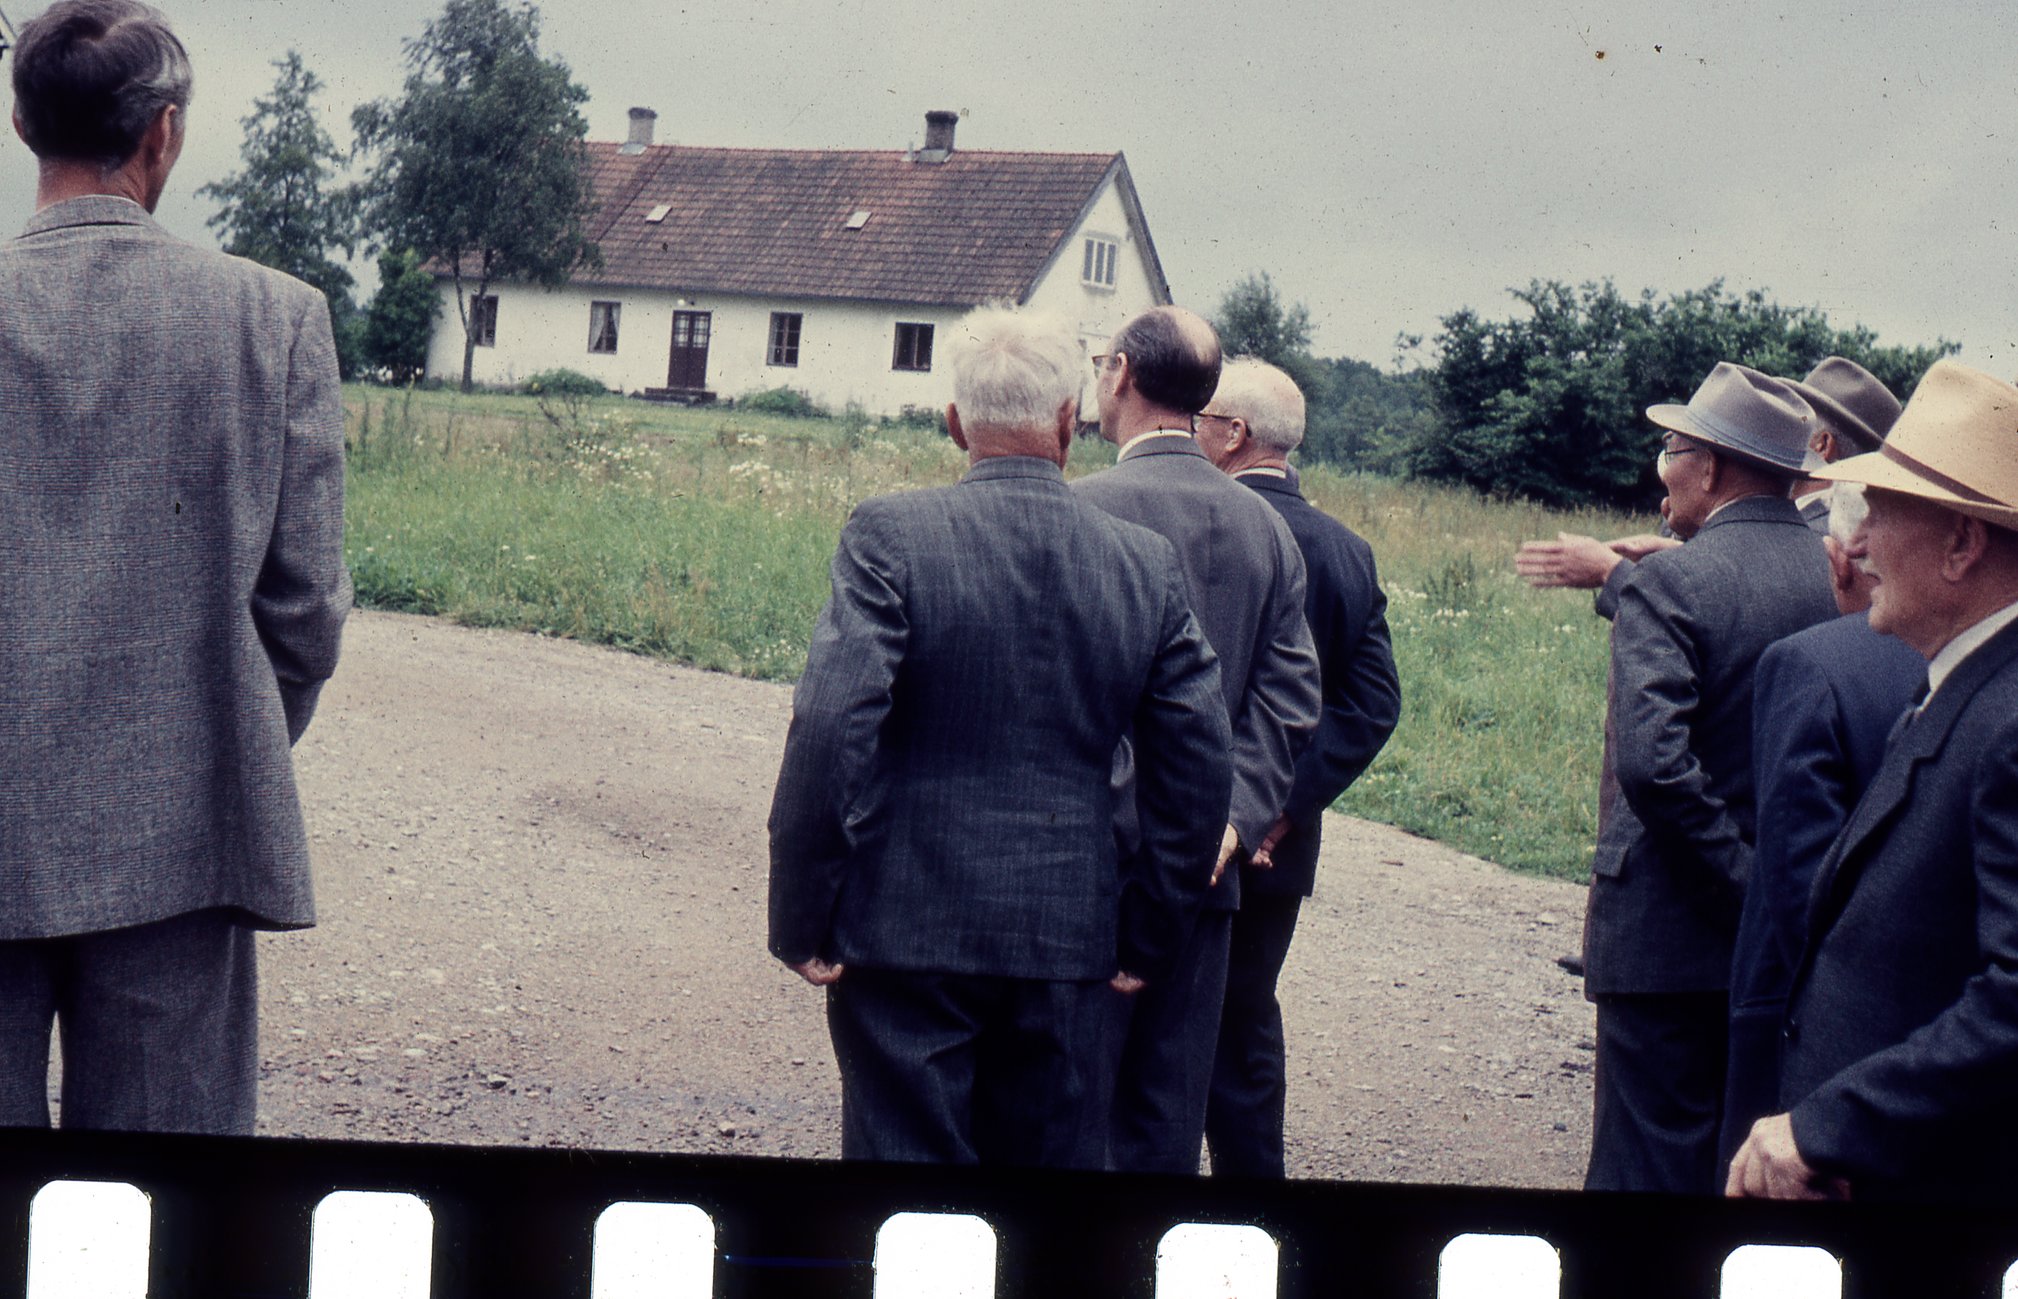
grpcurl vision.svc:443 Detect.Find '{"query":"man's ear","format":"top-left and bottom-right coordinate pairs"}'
top-left (946, 403), bottom-right (968, 452)
top-left (1225, 417), bottom-right (1249, 456)
top-left (1054, 396), bottom-right (1077, 461)
top-left (12, 107), bottom-right (28, 147)
top-left (1943, 513), bottom-right (1992, 582)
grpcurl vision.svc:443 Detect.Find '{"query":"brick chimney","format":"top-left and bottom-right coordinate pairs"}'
top-left (622, 107), bottom-right (657, 154)
top-left (917, 110), bottom-right (958, 163)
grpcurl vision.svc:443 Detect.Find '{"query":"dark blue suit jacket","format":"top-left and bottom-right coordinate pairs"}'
top-left (767, 456), bottom-right (1231, 984)
top-left (1783, 616), bottom-right (2018, 1201)
top-left (1234, 469), bottom-right (1399, 895)
top-left (1719, 612), bottom-right (1923, 1163)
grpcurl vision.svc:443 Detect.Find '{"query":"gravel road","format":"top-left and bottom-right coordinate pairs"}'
top-left (253, 610), bottom-right (1596, 1188)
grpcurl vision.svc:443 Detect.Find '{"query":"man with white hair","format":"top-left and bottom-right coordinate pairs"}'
top-left (1730, 359), bottom-right (2018, 1203)
top-left (1193, 357), bottom-right (1400, 1177)
top-left (768, 305), bottom-right (1231, 1167)
top-left (1719, 482), bottom-right (1924, 1176)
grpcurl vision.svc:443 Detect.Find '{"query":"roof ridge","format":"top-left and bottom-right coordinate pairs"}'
top-left (586, 140), bottom-right (1119, 161)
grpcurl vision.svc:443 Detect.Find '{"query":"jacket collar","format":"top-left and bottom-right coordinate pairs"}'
top-left (19, 195), bottom-right (166, 240)
top-left (1116, 430), bottom-right (1206, 462)
top-left (1237, 467), bottom-right (1304, 501)
top-left (959, 455), bottom-right (1066, 486)
top-left (1804, 615), bottom-right (2018, 927)
top-left (1695, 493), bottom-right (1805, 534)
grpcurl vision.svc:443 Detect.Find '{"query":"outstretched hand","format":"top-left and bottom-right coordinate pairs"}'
top-left (1514, 532), bottom-right (1623, 590)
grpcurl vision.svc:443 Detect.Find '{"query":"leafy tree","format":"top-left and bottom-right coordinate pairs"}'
top-left (197, 51), bottom-right (362, 376)
top-left (1214, 271), bottom-right (1314, 365)
top-left (1409, 279), bottom-right (1957, 508)
top-left (351, 0), bottom-right (599, 392)
top-left (361, 249), bottom-right (440, 384)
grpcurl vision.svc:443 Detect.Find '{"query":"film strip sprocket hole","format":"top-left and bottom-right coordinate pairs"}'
top-left (4, 1129), bottom-right (2018, 1298)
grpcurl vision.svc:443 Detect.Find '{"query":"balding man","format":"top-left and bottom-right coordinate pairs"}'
top-left (768, 305), bottom-right (1229, 1167)
top-left (1075, 307), bottom-right (1320, 1174)
top-left (1730, 360), bottom-right (2018, 1203)
top-left (1194, 358), bottom-right (1399, 1177)
top-left (1, 0), bottom-right (350, 1132)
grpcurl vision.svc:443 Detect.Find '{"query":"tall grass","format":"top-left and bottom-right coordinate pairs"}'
top-left (343, 385), bottom-right (1641, 880)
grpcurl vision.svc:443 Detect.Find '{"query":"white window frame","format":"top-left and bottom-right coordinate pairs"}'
top-left (1081, 235), bottom-right (1119, 289)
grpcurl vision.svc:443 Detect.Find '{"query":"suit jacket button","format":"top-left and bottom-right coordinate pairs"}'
top-left (1783, 1020), bottom-right (1799, 1043)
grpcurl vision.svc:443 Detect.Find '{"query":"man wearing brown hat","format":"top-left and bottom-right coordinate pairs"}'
top-left (1786, 356), bottom-right (1904, 532)
top-left (1729, 360), bottom-right (2018, 1204)
top-left (1583, 362), bottom-right (1837, 1193)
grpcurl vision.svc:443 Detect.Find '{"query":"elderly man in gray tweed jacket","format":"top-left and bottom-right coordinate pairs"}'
top-left (0, 0), bottom-right (351, 1133)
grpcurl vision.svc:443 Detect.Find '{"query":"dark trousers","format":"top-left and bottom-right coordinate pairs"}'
top-left (825, 967), bottom-right (1111, 1168)
top-left (1586, 990), bottom-right (1727, 1194)
top-left (0, 909), bottom-right (259, 1134)
top-left (1205, 893), bottom-right (1303, 1178)
top-left (1109, 908), bottom-right (1233, 1174)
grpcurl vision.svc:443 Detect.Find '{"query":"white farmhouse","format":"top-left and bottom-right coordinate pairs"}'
top-left (424, 109), bottom-right (1172, 414)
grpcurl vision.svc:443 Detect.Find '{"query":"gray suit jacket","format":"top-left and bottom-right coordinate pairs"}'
top-left (0, 196), bottom-right (352, 940)
top-left (1073, 436), bottom-right (1320, 912)
top-left (767, 456), bottom-right (1231, 983)
top-left (1783, 618), bottom-right (2018, 1201)
top-left (1582, 495), bottom-right (1835, 995)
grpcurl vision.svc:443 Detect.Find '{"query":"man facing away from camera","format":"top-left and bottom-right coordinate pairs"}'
top-left (1192, 357), bottom-right (1400, 1177)
top-left (1, 0), bottom-right (352, 1133)
top-left (1075, 306), bottom-right (1320, 1173)
top-left (767, 304), bottom-right (1231, 1167)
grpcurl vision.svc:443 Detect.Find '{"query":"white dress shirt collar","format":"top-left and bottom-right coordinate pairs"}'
top-left (1116, 428), bottom-right (1194, 460)
top-left (1927, 598), bottom-right (2018, 702)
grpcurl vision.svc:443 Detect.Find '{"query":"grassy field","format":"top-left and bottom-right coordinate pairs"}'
top-left (342, 384), bottom-right (1644, 881)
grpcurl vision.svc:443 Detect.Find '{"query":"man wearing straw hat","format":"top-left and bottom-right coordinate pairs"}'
top-left (1582, 363), bottom-right (1837, 1193)
top-left (1729, 359), bottom-right (2018, 1203)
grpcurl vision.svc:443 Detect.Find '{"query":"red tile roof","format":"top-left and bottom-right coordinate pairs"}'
top-left (571, 141), bottom-right (1131, 306)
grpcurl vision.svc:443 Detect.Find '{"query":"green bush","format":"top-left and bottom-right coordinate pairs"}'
top-left (522, 368), bottom-right (609, 397)
top-left (737, 386), bottom-right (829, 418)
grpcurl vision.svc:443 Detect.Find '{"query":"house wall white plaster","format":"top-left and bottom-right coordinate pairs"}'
top-left (424, 173), bottom-right (1167, 417)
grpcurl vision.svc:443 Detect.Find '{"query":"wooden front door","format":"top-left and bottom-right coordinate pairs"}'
top-left (668, 311), bottom-right (712, 389)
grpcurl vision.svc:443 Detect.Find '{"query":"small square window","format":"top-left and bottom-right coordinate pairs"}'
top-left (1081, 237), bottom-right (1118, 289)
top-left (470, 294), bottom-right (498, 347)
top-left (588, 301), bottom-right (620, 354)
top-left (892, 322), bottom-right (933, 372)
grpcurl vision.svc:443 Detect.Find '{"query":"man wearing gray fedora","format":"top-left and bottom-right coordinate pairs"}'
top-left (1786, 356), bottom-right (1904, 532)
top-left (1582, 362), bottom-right (1837, 1193)
top-left (1730, 359), bottom-right (2018, 1202)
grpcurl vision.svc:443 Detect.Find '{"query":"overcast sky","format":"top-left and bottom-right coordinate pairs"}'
top-left (4, 0), bottom-right (2013, 377)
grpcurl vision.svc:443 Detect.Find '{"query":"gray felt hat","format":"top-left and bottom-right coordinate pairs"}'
top-left (1787, 356), bottom-right (1902, 455)
top-left (1646, 362), bottom-right (1816, 475)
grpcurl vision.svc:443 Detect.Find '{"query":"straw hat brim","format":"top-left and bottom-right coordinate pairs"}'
top-left (1815, 450), bottom-right (2018, 531)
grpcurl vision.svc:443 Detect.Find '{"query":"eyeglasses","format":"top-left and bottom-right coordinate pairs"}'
top-left (1193, 411), bottom-right (1235, 425)
top-left (1090, 353), bottom-right (1114, 372)
top-left (1656, 440), bottom-right (1704, 470)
